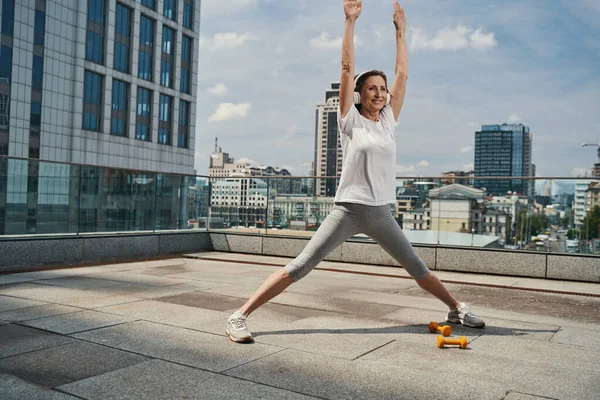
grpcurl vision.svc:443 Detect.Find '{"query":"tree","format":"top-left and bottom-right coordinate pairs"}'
top-left (580, 206), bottom-right (600, 239)
top-left (566, 229), bottom-right (577, 240)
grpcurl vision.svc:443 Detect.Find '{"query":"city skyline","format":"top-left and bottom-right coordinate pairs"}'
top-left (194, 0), bottom-right (599, 178)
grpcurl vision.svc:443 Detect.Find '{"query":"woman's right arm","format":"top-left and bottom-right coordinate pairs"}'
top-left (339, 0), bottom-right (361, 118)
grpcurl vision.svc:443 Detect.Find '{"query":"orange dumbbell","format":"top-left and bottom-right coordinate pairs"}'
top-left (428, 321), bottom-right (452, 336)
top-left (437, 335), bottom-right (468, 349)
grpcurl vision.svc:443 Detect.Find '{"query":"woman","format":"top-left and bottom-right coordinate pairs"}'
top-left (226, 0), bottom-right (485, 343)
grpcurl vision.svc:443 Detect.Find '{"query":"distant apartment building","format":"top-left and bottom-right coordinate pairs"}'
top-left (441, 170), bottom-right (474, 186)
top-left (314, 83), bottom-right (342, 197)
top-left (401, 208), bottom-right (431, 231)
top-left (269, 196), bottom-right (335, 228)
top-left (573, 179), bottom-right (598, 228)
top-left (429, 184), bottom-right (511, 243)
top-left (209, 177), bottom-right (268, 227)
top-left (474, 124), bottom-right (533, 197)
top-left (587, 182), bottom-right (600, 211)
top-left (209, 143), bottom-right (300, 194)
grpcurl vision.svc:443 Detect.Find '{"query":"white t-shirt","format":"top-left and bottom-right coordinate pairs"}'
top-left (335, 104), bottom-right (399, 206)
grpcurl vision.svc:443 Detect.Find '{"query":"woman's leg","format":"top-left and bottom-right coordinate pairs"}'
top-left (362, 208), bottom-right (459, 308)
top-left (363, 208), bottom-right (485, 327)
top-left (238, 204), bottom-right (361, 317)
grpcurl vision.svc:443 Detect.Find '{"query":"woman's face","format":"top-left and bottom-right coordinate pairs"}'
top-left (360, 75), bottom-right (387, 111)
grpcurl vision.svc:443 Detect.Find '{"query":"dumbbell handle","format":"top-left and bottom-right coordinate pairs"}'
top-left (428, 322), bottom-right (452, 336)
top-left (437, 336), bottom-right (468, 349)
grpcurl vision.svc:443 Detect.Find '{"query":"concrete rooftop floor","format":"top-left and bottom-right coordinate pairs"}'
top-left (1, 251), bottom-right (599, 400)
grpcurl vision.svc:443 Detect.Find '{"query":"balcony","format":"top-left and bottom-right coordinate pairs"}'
top-left (0, 156), bottom-right (599, 398)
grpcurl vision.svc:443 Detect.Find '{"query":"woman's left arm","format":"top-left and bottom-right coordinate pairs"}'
top-left (389, 0), bottom-right (408, 122)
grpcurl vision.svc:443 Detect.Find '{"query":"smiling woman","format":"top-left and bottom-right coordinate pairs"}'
top-left (223, 0), bottom-right (486, 344)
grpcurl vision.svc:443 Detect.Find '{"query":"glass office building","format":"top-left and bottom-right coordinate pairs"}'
top-left (474, 124), bottom-right (533, 197)
top-left (0, 0), bottom-right (199, 234)
top-left (0, 0), bottom-right (199, 172)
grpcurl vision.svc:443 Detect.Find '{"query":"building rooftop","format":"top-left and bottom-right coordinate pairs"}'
top-left (1, 252), bottom-right (598, 399)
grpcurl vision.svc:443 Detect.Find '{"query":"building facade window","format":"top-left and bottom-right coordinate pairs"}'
top-left (158, 94), bottom-right (172, 145)
top-left (163, 0), bottom-right (176, 20)
top-left (32, 56), bottom-right (43, 91)
top-left (136, 87), bottom-right (152, 141)
top-left (34, 10), bottom-right (46, 46)
top-left (113, 3), bottom-right (131, 73)
top-left (0, 46), bottom-right (12, 83)
top-left (183, 0), bottom-right (193, 30)
top-left (138, 15), bottom-right (154, 81)
top-left (160, 26), bottom-right (175, 88)
top-left (141, 0), bottom-right (154, 11)
top-left (86, 0), bottom-right (106, 65)
top-left (111, 79), bottom-right (128, 136)
top-left (1, 0), bottom-right (15, 36)
top-left (178, 100), bottom-right (189, 148)
top-left (83, 71), bottom-right (103, 132)
top-left (180, 35), bottom-right (191, 94)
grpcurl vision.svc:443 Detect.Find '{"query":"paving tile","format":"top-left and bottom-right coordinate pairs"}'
top-left (155, 291), bottom-right (246, 311)
top-left (72, 320), bottom-right (284, 373)
top-left (0, 304), bottom-right (82, 322)
top-left (0, 274), bottom-right (38, 285)
top-left (0, 325), bottom-right (75, 358)
top-left (0, 373), bottom-right (80, 400)
top-left (137, 264), bottom-right (195, 276)
top-left (237, 313), bottom-right (417, 360)
top-left (550, 325), bottom-right (600, 350)
top-left (59, 359), bottom-right (317, 400)
top-left (35, 276), bottom-right (126, 290)
top-left (225, 349), bottom-right (508, 400)
top-left (0, 296), bottom-right (45, 312)
top-left (0, 341), bottom-right (148, 388)
top-left (96, 300), bottom-right (227, 329)
top-left (503, 392), bottom-right (561, 400)
top-left (89, 271), bottom-right (193, 287)
top-left (22, 310), bottom-right (134, 334)
top-left (360, 334), bottom-right (598, 400)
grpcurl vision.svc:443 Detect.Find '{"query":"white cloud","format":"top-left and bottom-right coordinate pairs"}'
top-left (409, 25), bottom-right (497, 52)
top-left (208, 103), bottom-right (252, 122)
top-left (467, 121), bottom-right (478, 128)
top-left (275, 45), bottom-right (285, 53)
top-left (463, 164), bottom-right (474, 171)
top-left (416, 160), bottom-right (430, 167)
top-left (470, 28), bottom-right (498, 51)
top-left (208, 83), bottom-right (228, 96)
top-left (507, 114), bottom-right (521, 122)
top-left (310, 33), bottom-right (359, 50)
top-left (396, 164), bottom-right (417, 174)
top-left (200, 0), bottom-right (257, 17)
top-left (200, 32), bottom-right (259, 51)
top-left (460, 146), bottom-right (473, 153)
top-left (310, 33), bottom-right (342, 50)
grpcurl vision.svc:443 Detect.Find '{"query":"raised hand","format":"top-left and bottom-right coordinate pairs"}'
top-left (344, 0), bottom-right (362, 21)
top-left (393, 1), bottom-right (406, 33)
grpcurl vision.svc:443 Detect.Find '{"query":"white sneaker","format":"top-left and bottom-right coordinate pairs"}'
top-left (446, 302), bottom-right (485, 328)
top-left (226, 311), bottom-right (253, 343)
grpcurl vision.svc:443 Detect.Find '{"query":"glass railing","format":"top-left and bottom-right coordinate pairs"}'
top-left (1, 156), bottom-right (598, 257)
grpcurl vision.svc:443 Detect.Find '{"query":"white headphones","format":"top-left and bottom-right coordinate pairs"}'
top-left (353, 70), bottom-right (391, 105)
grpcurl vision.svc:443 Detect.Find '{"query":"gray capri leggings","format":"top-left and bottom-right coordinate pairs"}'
top-left (284, 202), bottom-right (430, 282)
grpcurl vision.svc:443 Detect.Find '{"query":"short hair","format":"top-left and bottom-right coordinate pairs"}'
top-left (354, 70), bottom-right (388, 93)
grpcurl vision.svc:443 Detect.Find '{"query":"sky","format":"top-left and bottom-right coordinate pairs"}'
top-left (194, 0), bottom-right (600, 180)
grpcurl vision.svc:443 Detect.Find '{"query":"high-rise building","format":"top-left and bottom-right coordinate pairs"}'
top-left (0, 0), bottom-right (199, 172)
top-left (314, 82), bottom-right (342, 197)
top-left (474, 124), bottom-right (533, 197)
top-left (0, 0), bottom-right (199, 235)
